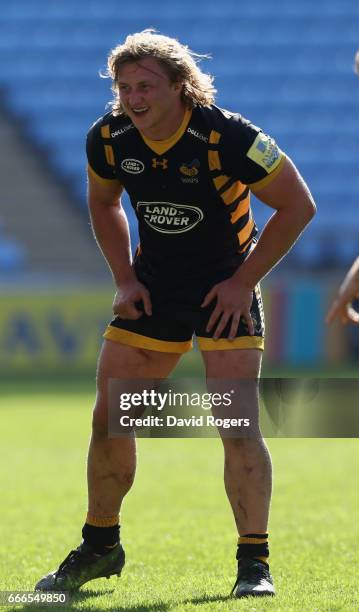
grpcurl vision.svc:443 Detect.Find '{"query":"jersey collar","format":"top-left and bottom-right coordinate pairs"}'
top-left (139, 108), bottom-right (192, 155)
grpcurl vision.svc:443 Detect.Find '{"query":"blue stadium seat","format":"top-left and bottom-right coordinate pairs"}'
top-left (0, 0), bottom-right (358, 266)
top-left (0, 233), bottom-right (27, 274)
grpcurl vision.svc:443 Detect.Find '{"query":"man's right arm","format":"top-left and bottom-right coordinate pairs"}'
top-left (88, 169), bottom-right (152, 319)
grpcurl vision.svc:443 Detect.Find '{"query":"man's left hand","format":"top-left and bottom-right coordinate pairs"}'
top-left (201, 276), bottom-right (255, 340)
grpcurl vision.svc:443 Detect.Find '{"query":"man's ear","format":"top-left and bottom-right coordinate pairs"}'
top-left (173, 80), bottom-right (183, 93)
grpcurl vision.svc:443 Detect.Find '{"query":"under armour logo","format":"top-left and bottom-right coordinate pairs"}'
top-left (152, 158), bottom-right (168, 169)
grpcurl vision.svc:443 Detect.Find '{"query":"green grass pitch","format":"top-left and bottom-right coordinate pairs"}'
top-left (1, 374), bottom-right (359, 611)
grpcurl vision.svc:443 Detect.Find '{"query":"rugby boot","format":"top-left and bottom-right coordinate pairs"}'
top-left (35, 541), bottom-right (125, 592)
top-left (231, 557), bottom-right (275, 598)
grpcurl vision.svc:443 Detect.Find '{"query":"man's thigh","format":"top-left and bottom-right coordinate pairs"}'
top-left (92, 340), bottom-right (181, 433)
top-left (201, 348), bottom-right (262, 378)
top-left (98, 339), bottom-right (181, 382)
top-left (201, 349), bottom-right (262, 438)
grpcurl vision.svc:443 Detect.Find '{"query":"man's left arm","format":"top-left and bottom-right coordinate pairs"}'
top-left (203, 157), bottom-right (316, 339)
top-left (236, 156), bottom-right (316, 287)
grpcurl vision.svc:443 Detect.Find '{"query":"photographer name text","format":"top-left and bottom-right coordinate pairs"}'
top-left (119, 415), bottom-right (250, 429)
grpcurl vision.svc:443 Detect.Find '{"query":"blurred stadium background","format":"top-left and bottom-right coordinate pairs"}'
top-left (1, 0), bottom-right (359, 380)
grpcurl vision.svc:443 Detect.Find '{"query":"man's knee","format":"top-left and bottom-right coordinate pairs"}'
top-left (91, 399), bottom-right (137, 449)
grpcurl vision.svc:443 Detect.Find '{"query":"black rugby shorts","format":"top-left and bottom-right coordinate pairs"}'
top-left (104, 266), bottom-right (265, 353)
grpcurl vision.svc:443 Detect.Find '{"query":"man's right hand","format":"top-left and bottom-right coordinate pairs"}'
top-left (113, 279), bottom-right (152, 320)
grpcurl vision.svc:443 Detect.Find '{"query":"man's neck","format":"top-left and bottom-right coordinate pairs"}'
top-left (140, 104), bottom-right (187, 141)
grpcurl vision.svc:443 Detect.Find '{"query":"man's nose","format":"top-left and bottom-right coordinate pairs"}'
top-left (128, 92), bottom-right (144, 107)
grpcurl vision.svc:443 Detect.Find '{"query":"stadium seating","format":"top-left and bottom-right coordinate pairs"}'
top-left (0, 0), bottom-right (358, 265)
top-left (0, 228), bottom-right (26, 274)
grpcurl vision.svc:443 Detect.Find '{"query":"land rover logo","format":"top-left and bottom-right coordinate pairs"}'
top-left (121, 158), bottom-right (145, 174)
top-left (137, 202), bottom-right (204, 234)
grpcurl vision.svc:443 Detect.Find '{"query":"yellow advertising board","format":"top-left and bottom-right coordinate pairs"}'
top-left (0, 290), bottom-right (113, 371)
top-left (0, 282), bottom-right (353, 374)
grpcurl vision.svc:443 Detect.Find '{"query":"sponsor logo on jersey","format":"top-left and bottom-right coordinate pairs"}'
top-left (121, 158), bottom-right (145, 174)
top-left (137, 202), bottom-right (204, 234)
top-left (180, 159), bottom-right (200, 177)
top-left (187, 127), bottom-right (208, 143)
top-left (246, 133), bottom-right (282, 172)
top-left (111, 124), bottom-right (134, 138)
top-left (152, 158), bottom-right (168, 170)
top-left (179, 159), bottom-right (200, 184)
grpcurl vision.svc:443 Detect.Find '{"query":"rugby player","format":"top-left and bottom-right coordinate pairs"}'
top-left (327, 52), bottom-right (359, 327)
top-left (35, 30), bottom-right (316, 598)
top-left (326, 257), bottom-right (359, 325)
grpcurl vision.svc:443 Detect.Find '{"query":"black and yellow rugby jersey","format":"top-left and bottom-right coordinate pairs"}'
top-left (86, 105), bottom-right (285, 281)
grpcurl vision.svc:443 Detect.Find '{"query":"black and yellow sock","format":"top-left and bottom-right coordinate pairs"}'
top-left (237, 533), bottom-right (269, 566)
top-left (82, 513), bottom-right (120, 555)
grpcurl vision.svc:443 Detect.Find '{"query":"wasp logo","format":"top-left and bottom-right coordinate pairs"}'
top-left (152, 158), bottom-right (168, 170)
top-left (180, 159), bottom-right (200, 177)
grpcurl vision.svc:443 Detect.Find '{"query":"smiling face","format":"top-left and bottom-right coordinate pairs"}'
top-left (116, 57), bottom-right (186, 140)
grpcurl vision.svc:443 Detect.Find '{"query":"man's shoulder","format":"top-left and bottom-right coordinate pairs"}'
top-left (196, 104), bottom-right (259, 133)
top-left (87, 111), bottom-right (134, 140)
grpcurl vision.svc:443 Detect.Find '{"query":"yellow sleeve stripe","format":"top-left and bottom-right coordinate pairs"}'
top-left (208, 150), bottom-right (222, 171)
top-left (104, 144), bottom-right (115, 166)
top-left (221, 180), bottom-right (246, 206)
top-left (231, 197), bottom-right (250, 224)
top-left (248, 154), bottom-right (286, 191)
top-left (101, 124), bottom-right (110, 138)
top-left (209, 130), bottom-right (221, 144)
top-left (238, 216), bottom-right (255, 244)
top-left (87, 164), bottom-right (120, 185)
top-left (239, 238), bottom-right (254, 253)
top-left (213, 174), bottom-right (231, 190)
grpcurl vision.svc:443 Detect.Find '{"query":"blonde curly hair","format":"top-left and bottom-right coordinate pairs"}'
top-left (106, 29), bottom-right (216, 115)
